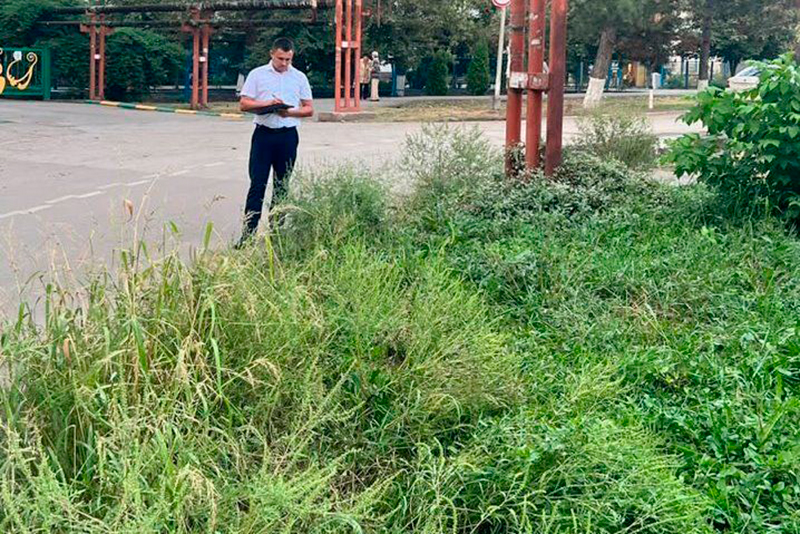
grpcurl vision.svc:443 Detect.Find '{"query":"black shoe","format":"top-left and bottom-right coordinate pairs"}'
top-left (234, 231), bottom-right (255, 250)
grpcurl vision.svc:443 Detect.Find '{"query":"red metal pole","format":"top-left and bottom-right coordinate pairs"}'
top-left (98, 17), bottom-right (107, 100)
top-left (334, 0), bottom-right (343, 112)
top-left (88, 16), bottom-right (97, 100)
top-left (354, 0), bottom-right (362, 111)
top-left (505, 0), bottom-right (525, 175)
top-left (344, 0), bottom-right (352, 109)
top-left (191, 28), bottom-right (200, 109)
top-left (526, 0), bottom-right (546, 170)
top-left (201, 24), bottom-right (210, 107)
top-left (545, 0), bottom-right (568, 176)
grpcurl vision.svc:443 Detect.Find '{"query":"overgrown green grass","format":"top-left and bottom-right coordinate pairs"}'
top-left (2, 126), bottom-right (799, 533)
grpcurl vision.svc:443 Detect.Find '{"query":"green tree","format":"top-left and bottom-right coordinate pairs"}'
top-left (684, 0), bottom-right (798, 86)
top-left (105, 28), bottom-right (183, 100)
top-left (243, 17), bottom-right (336, 95)
top-left (571, 0), bottom-right (649, 107)
top-left (365, 0), bottom-right (491, 76)
top-left (35, 32), bottom-right (87, 90)
top-left (466, 38), bottom-right (490, 95)
top-left (425, 50), bottom-right (450, 96)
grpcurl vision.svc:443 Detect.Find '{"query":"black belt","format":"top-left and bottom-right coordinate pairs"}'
top-left (255, 125), bottom-right (296, 132)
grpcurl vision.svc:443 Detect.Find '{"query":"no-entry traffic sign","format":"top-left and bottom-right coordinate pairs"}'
top-left (492, 0), bottom-right (511, 8)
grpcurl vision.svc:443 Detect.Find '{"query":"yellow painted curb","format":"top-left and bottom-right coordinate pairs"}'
top-left (174, 109), bottom-right (198, 115)
top-left (219, 113), bottom-right (244, 119)
top-left (100, 100), bottom-right (120, 107)
top-left (135, 104), bottom-right (158, 111)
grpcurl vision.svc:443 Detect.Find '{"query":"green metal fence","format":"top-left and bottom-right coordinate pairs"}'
top-left (0, 47), bottom-right (51, 100)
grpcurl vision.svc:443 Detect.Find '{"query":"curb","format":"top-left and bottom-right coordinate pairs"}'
top-left (83, 99), bottom-right (245, 120)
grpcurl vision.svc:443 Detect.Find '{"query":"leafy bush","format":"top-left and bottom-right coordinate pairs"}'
top-left (425, 50), bottom-right (450, 96)
top-left (105, 28), bottom-right (183, 100)
top-left (665, 74), bottom-right (686, 89)
top-left (665, 54), bottom-right (800, 222)
top-left (466, 39), bottom-right (490, 96)
top-left (0, 0), bottom-right (67, 45)
top-left (35, 32), bottom-right (87, 90)
top-left (576, 111), bottom-right (659, 170)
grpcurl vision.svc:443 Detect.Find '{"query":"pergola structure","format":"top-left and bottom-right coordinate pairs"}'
top-left (44, 0), bottom-right (363, 112)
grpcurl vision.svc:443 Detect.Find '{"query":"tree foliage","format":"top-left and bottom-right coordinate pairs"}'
top-left (105, 28), bottom-right (183, 100)
top-left (365, 0), bottom-right (491, 75)
top-left (666, 54), bottom-right (800, 222)
top-left (425, 50), bottom-right (450, 96)
top-left (466, 38), bottom-right (490, 96)
top-left (682, 0), bottom-right (798, 73)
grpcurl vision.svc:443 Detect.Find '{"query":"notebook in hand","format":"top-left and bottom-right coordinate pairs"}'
top-left (252, 103), bottom-right (292, 115)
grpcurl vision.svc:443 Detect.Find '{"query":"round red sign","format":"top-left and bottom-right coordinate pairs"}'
top-left (491, 0), bottom-right (511, 7)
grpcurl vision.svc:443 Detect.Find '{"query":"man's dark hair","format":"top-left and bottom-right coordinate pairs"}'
top-left (272, 38), bottom-right (295, 52)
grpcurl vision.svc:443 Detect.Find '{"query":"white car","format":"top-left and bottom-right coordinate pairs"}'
top-left (727, 66), bottom-right (761, 91)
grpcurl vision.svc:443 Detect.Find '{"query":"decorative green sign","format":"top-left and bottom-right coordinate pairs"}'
top-left (0, 47), bottom-right (51, 100)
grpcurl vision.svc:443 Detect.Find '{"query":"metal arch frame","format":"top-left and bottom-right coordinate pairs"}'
top-left (47, 1), bottom-right (335, 110)
top-left (505, 0), bottom-right (568, 176)
top-left (80, 13), bottom-right (114, 101)
top-left (334, 0), bottom-right (363, 112)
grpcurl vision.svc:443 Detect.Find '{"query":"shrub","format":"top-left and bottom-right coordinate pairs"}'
top-left (35, 32), bottom-right (87, 91)
top-left (664, 54), bottom-right (800, 222)
top-left (665, 74), bottom-right (685, 89)
top-left (466, 39), bottom-right (490, 96)
top-left (576, 111), bottom-right (659, 171)
top-left (425, 50), bottom-right (450, 96)
top-left (105, 28), bottom-right (183, 100)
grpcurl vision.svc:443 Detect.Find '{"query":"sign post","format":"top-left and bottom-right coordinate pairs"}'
top-left (491, 0), bottom-right (510, 110)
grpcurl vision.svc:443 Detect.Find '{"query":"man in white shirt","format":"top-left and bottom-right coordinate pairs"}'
top-left (238, 37), bottom-right (314, 244)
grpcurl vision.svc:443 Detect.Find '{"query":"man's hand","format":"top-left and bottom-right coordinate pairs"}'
top-left (277, 99), bottom-right (314, 119)
top-left (240, 96), bottom-right (284, 113)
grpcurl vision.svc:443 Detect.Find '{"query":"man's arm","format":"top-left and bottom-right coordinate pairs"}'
top-left (278, 99), bottom-right (314, 119)
top-left (240, 96), bottom-right (283, 113)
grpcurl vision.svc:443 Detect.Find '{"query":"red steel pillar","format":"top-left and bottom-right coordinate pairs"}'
top-left (354, 0), bottom-right (363, 109)
top-left (97, 16), bottom-right (111, 100)
top-left (504, 0), bottom-right (569, 177)
top-left (545, 0), bottom-right (568, 176)
top-left (334, 0), bottom-right (343, 111)
top-left (344, 0), bottom-right (352, 109)
top-left (184, 9), bottom-right (202, 110)
top-left (192, 29), bottom-right (200, 109)
top-left (334, 0), bottom-right (362, 113)
top-left (81, 13), bottom-right (113, 101)
top-left (504, 0), bottom-right (525, 173)
top-left (81, 13), bottom-right (98, 100)
top-left (200, 21), bottom-right (212, 107)
top-left (525, 0), bottom-right (546, 169)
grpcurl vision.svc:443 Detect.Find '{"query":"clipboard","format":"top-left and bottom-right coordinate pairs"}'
top-left (251, 103), bottom-right (292, 115)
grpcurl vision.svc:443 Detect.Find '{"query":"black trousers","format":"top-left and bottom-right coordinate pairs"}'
top-left (243, 125), bottom-right (299, 233)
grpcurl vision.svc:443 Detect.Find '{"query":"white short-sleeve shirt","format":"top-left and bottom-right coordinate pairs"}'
top-left (240, 61), bottom-right (313, 128)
